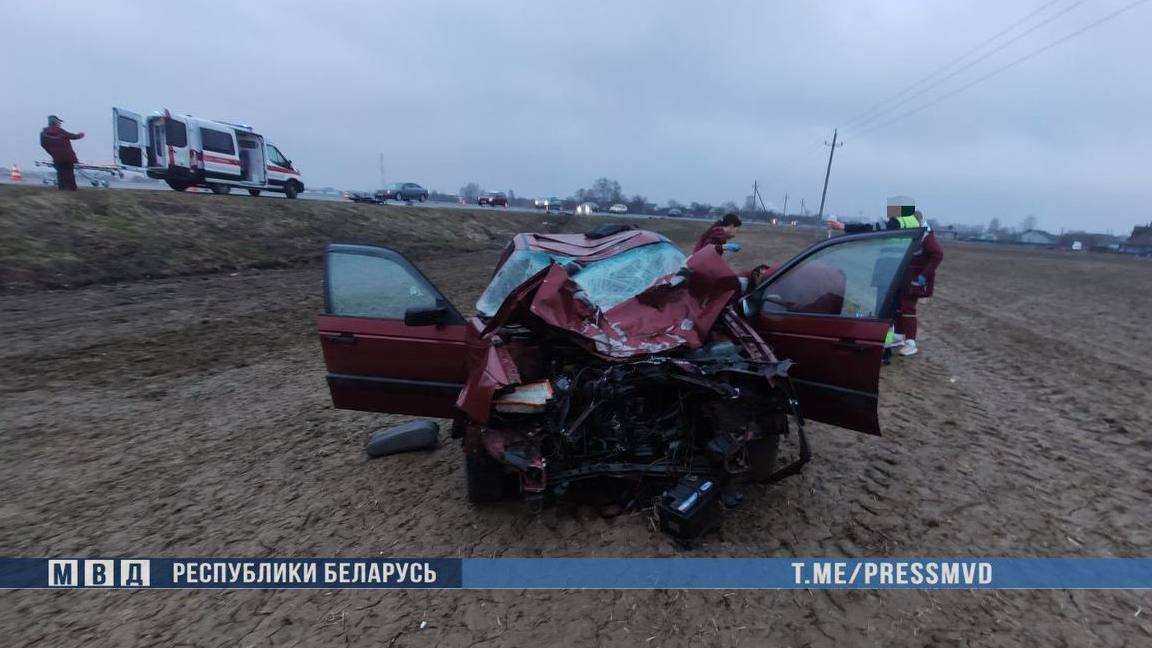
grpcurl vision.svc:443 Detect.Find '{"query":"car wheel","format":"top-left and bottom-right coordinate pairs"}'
top-left (418, 194), bottom-right (426, 202)
top-left (248, 189), bottom-right (261, 197)
top-left (465, 451), bottom-right (506, 503)
top-left (209, 184), bottom-right (231, 195)
top-left (284, 181), bottom-right (299, 199)
top-left (166, 179), bottom-right (189, 192)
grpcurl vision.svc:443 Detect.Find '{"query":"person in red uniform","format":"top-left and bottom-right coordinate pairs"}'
top-left (693, 212), bottom-right (742, 254)
top-left (39, 115), bottom-right (84, 191)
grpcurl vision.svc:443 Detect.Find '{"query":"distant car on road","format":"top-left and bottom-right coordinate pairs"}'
top-left (667, 208), bottom-right (683, 217)
top-left (575, 202), bottom-right (600, 216)
top-left (534, 197), bottom-right (565, 210)
top-left (608, 203), bottom-right (628, 214)
top-left (347, 192), bottom-right (380, 204)
top-left (377, 182), bottom-right (429, 202)
top-left (478, 191), bottom-right (508, 207)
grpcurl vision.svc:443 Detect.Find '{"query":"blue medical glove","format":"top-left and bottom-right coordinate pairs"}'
top-left (913, 274), bottom-right (927, 287)
top-left (723, 242), bottom-right (741, 253)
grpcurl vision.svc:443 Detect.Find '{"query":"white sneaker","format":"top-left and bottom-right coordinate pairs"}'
top-left (898, 339), bottom-right (918, 356)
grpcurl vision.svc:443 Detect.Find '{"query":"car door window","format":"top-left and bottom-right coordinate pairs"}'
top-left (756, 232), bottom-right (917, 319)
top-left (164, 119), bottom-right (188, 148)
top-left (200, 128), bottom-right (235, 155)
top-left (267, 145), bottom-right (288, 166)
top-left (116, 116), bottom-right (139, 143)
top-left (325, 246), bottom-right (461, 321)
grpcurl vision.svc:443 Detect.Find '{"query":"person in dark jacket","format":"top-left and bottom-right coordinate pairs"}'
top-left (40, 115), bottom-right (84, 191)
top-left (693, 212), bottom-right (742, 254)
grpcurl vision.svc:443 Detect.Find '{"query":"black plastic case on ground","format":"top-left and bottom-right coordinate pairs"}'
top-left (656, 475), bottom-right (722, 540)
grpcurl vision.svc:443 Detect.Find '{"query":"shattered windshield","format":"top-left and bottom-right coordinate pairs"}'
top-left (476, 242), bottom-right (686, 316)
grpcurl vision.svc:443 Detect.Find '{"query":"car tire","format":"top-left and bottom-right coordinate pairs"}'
top-left (166, 179), bottom-right (189, 192)
top-left (284, 181), bottom-right (299, 199)
top-left (248, 189), bottom-right (261, 197)
top-left (418, 194), bottom-right (426, 202)
top-left (465, 452), bottom-right (506, 503)
top-left (209, 184), bottom-right (231, 195)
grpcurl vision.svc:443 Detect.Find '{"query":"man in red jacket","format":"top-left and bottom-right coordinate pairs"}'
top-left (39, 115), bottom-right (84, 191)
top-left (693, 212), bottom-right (742, 255)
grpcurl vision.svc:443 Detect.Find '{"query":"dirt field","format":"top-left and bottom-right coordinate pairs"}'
top-left (2, 187), bottom-right (1150, 646)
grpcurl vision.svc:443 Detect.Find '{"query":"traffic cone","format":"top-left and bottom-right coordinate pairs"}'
top-left (10, 164), bottom-right (23, 182)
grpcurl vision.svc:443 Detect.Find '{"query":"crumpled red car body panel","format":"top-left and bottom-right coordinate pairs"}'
top-left (456, 245), bottom-right (743, 422)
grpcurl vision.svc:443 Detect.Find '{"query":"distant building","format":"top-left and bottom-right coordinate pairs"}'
top-left (1018, 229), bottom-right (1058, 246)
top-left (1057, 232), bottom-right (1123, 252)
top-left (1120, 224), bottom-right (1152, 257)
top-left (935, 225), bottom-right (959, 241)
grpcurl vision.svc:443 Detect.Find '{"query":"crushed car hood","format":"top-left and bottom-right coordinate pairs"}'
top-left (531, 245), bottom-right (741, 357)
top-left (457, 246), bottom-right (760, 422)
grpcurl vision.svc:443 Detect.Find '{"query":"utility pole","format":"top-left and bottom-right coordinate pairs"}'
top-left (817, 129), bottom-right (842, 222)
top-left (781, 193), bottom-right (788, 222)
top-left (378, 153), bottom-right (385, 190)
top-left (753, 180), bottom-right (771, 216)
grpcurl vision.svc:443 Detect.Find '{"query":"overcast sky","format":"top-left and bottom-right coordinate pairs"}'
top-left (3, 0), bottom-right (1149, 232)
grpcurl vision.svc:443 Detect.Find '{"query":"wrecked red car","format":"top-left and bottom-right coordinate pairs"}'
top-left (317, 226), bottom-right (919, 538)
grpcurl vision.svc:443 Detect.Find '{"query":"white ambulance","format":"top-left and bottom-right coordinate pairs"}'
top-left (112, 107), bottom-right (305, 198)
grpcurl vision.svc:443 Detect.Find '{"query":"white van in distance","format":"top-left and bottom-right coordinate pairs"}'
top-left (112, 108), bottom-right (305, 198)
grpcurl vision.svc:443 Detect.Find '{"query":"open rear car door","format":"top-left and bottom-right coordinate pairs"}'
top-left (743, 229), bottom-right (921, 435)
top-left (317, 244), bottom-right (469, 418)
top-left (112, 107), bottom-right (145, 170)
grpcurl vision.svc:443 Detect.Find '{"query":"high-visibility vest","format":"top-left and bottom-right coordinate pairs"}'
top-left (896, 215), bottom-right (920, 229)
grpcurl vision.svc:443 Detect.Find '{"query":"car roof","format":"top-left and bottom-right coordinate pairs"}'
top-left (509, 229), bottom-right (671, 262)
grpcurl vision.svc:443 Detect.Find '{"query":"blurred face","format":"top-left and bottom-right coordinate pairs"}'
top-left (723, 224), bottom-right (738, 237)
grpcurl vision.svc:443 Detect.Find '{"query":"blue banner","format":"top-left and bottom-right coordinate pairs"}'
top-left (4, 558), bottom-right (1152, 589)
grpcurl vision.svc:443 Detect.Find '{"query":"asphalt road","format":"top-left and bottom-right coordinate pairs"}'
top-left (0, 175), bottom-right (678, 218)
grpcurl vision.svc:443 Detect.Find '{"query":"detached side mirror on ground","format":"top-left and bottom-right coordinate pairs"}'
top-left (365, 420), bottom-right (440, 457)
top-left (403, 304), bottom-right (449, 326)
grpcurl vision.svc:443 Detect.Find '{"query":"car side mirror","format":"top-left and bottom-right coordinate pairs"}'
top-left (758, 293), bottom-right (791, 313)
top-left (404, 304), bottom-right (448, 326)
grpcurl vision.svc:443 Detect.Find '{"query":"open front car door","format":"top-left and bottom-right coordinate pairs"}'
top-left (744, 229), bottom-right (921, 435)
top-left (317, 244), bottom-right (469, 418)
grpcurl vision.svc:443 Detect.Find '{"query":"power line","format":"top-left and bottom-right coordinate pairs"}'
top-left (845, 0), bottom-right (1150, 139)
top-left (841, 0), bottom-right (1067, 130)
top-left (846, 0), bottom-right (1088, 133)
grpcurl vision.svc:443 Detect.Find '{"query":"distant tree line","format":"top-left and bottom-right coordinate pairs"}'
top-left (448, 176), bottom-right (807, 220)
